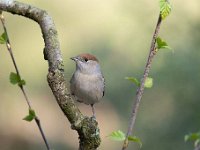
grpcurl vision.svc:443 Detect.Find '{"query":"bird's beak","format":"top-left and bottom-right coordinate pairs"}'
top-left (70, 57), bottom-right (77, 61)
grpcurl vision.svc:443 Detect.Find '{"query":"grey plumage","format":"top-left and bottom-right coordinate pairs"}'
top-left (70, 53), bottom-right (105, 117)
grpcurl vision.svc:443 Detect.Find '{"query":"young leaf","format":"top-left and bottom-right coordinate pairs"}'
top-left (125, 77), bottom-right (140, 87)
top-left (9, 72), bottom-right (26, 86)
top-left (23, 109), bottom-right (36, 122)
top-left (0, 32), bottom-right (7, 44)
top-left (156, 37), bottom-right (171, 50)
top-left (126, 77), bottom-right (153, 88)
top-left (159, 0), bottom-right (172, 20)
top-left (107, 130), bottom-right (126, 141)
top-left (23, 115), bottom-right (34, 122)
top-left (184, 132), bottom-right (200, 142)
top-left (128, 135), bottom-right (142, 148)
top-left (9, 72), bottom-right (21, 85)
top-left (144, 77), bottom-right (153, 88)
top-left (29, 109), bottom-right (36, 117)
top-left (18, 79), bottom-right (26, 86)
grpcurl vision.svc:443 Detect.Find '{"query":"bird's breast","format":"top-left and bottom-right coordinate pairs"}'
top-left (72, 72), bottom-right (104, 105)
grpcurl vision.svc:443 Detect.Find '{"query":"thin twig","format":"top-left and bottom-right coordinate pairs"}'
top-left (122, 14), bottom-right (162, 150)
top-left (0, 12), bottom-right (51, 150)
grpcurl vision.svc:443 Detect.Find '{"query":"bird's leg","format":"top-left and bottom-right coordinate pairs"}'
top-left (91, 104), bottom-right (96, 119)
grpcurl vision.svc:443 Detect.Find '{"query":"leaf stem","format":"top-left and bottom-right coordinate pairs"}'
top-left (0, 12), bottom-right (51, 150)
top-left (122, 14), bottom-right (162, 150)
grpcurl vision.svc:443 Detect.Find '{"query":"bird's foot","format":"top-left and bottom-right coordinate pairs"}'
top-left (90, 115), bottom-right (96, 121)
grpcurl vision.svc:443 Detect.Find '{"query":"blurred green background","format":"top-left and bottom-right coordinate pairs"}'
top-left (0, 0), bottom-right (200, 149)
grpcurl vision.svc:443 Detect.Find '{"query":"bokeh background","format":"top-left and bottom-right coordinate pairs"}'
top-left (0, 0), bottom-right (200, 149)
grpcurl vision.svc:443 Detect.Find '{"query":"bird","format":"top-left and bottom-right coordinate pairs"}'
top-left (70, 53), bottom-right (105, 118)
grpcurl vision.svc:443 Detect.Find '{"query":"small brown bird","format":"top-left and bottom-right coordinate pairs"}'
top-left (70, 53), bottom-right (105, 118)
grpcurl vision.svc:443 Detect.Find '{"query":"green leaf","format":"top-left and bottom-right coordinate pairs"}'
top-left (108, 130), bottom-right (142, 147)
top-left (107, 130), bottom-right (126, 141)
top-left (23, 109), bottom-right (36, 122)
top-left (0, 32), bottom-right (8, 44)
top-left (9, 72), bottom-right (26, 86)
top-left (29, 109), bottom-right (36, 117)
top-left (23, 115), bottom-right (34, 122)
top-left (18, 79), bottom-right (26, 86)
top-left (159, 0), bottom-right (172, 20)
top-left (9, 72), bottom-right (21, 85)
top-left (128, 135), bottom-right (142, 148)
top-left (184, 132), bottom-right (200, 142)
top-left (126, 77), bottom-right (153, 88)
top-left (156, 37), bottom-right (172, 50)
top-left (125, 77), bottom-right (140, 87)
top-left (144, 77), bottom-right (153, 88)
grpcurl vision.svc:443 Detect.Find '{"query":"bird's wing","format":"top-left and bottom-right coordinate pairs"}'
top-left (102, 75), bottom-right (105, 97)
top-left (70, 74), bottom-right (75, 95)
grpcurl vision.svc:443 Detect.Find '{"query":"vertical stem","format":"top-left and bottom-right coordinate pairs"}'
top-left (0, 13), bottom-right (32, 108)
top-left (35, 117), bottom-right (51, 150)
top-left (0, 12), bottom-right (50, 150)
top-left (122, 15), bottom-right (162, 150)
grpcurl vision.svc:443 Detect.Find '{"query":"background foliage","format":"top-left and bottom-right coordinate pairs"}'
top-left (0, 0), bottom-right (200, 149)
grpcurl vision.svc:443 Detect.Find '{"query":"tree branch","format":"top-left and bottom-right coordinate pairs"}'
top-left (0, 0), bottom-right (100, 149)
top-left (0, 12), bottom-right (51, 150)
top-left (122, 15), bottom-right (162, 150)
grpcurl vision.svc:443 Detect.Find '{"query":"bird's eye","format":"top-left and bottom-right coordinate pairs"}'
top-left (84, 58), bottom-right (88, 62)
